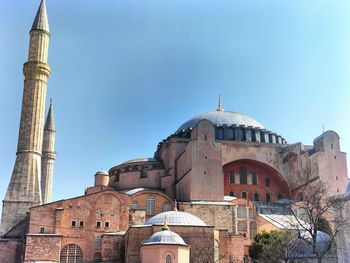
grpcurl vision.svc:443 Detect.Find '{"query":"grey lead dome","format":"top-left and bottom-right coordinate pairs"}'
top-left (143, 229), bottom-right (187, 245)
top-left (145, 211), bottom-right (207, 226)
top-left (177, 111), bottom-right (264, 132)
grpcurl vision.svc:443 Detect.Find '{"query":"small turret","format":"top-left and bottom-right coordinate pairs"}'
top-left (41, 98), bottom-right (56, 204)
top-left (94, 170), bottom-right (110, 187)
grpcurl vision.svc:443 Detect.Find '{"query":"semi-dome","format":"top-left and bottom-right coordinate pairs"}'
top-left (144, 229), bottom-right (187, 245)
top-left (145, 211), bottom-right (206, 226)
top-left (177, 111), bottom-right (264, 133)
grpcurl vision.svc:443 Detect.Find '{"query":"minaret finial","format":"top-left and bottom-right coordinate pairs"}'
top-left (50, 97), bottom-right (53, 106)
top-left (161, 215), bottom-right (169, 231)
top-left (217, 95), bottom-right (224, 112)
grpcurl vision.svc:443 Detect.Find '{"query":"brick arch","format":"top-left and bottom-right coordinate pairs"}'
top-left (223, 159), bottom-right (291, 201)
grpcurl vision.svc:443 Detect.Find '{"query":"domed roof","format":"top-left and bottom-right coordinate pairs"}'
top-left (145, 211), bottom-right (206, 226)
top-left (177, 111), bottom-right (264, 132)
top-left (286, 231), bottom-right (332, 258)
top-left (122, 157), bottom-right (159, 165)
top-left (143, 229), bottom-right (187, 245)
top-left (94, 170), bottom-right (108, 176)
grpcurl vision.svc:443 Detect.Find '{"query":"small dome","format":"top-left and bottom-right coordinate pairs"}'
top-left (95, 170), bottom-right (108, 176)
top-left (145, 211), bottom-right (206, 226)
top-left (286, 231), bottom-right (332, 258)
top-left (177, 111), bottom-right (264, 132)
top-left (144, 229), bottom-right (187, 245)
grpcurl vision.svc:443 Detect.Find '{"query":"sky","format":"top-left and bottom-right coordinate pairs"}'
top-left (0, 0), bottom-right (349, 215)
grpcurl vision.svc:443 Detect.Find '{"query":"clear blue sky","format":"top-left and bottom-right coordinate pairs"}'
top-left (0, 0), bottom-right (349, 213)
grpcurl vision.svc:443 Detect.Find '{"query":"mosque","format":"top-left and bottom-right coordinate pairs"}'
top-left (0, 1), bottom-right (348, 263)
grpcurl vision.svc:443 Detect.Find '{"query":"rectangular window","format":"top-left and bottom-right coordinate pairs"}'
top-left (71, 220), bottom-right (77, 227)
top-left (238, 221), bottom-right (247, 233)
top-left (237, 206), bottom-right (246, 219)
top-left (229, 171), bottom-right (235, 184)
top-left (96, 221), bottom-right (101, 228)
top-left (252, 172), bottom-right (257, 185)
top-left (79, 221), bottom-right (84, 227)
top-left (95, 237), bottom-right (102, 248)
top-left (39, 227), bottom-right (45, 233)
top-left (105, 221), bottom-right (110, 228)
top-left (146, 196), bottom-right (156, 216)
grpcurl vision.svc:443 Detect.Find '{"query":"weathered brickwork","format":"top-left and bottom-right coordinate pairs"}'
top-left (24, 235), bottom-right (61, 262)
top-left (0, 239), bottom-right (23, 263)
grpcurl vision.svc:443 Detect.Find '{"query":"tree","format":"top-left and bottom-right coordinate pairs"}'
top-left (249, 230), bottom-right (293, 263)
top-left (285, 163), bottom-right (347, 263)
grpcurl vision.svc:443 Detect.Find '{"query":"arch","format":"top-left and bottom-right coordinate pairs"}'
top-left (241, 191), bottom-right (248, 199)
top-left (229, 191), bottom-right (235, 197)
top-left (223, 159), bottom-right (292, 200)
top-left (60, 244), bottom-right (83, 263)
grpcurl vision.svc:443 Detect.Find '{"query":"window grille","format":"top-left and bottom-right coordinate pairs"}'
top-left (60, 244), bottom-right (83, 263)
top-left (131, 201), bottom-right (139, 210)
top-left (237, 206), bottom-right (246, 219)
top-left (95, 237), bottom-right (102, 248)
top-left (237, 221), bottom-right (247, 233)
top-left (165, 255), bottom-right (172, 263)
top-left (146, 196), bottom-right (155, 216)
top-left (162, 202), bottom-right (171, 212)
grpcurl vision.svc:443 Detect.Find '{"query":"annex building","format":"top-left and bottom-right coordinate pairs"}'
top-left (0, 1), bottom-right (348, 263)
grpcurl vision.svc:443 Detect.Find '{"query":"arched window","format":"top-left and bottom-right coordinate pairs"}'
top-left (162, 202), bottom-right (171, 212)
top-left (229, 171), bottom-right (235, 184)
top-left (241, 191), bottom-right (248, 199)
top-left (60, 244), bottom-right (83, 263)
top-left (266, 193), bottom-right (271, 202)
top-left (165, 255), bottom-right (172, 263)
top-left (229, 191), bottom-right (235, 197)
top-left (131, 201), bottom-right (139, 210)
top-left (240, 167), bottom-right (247, 184)
top-left (146, 196), bottom-right (155, 216)
top-left (253, 192), bottom-right (260, 201)
top-left (252, 172), bottom-right (258, 185)
top-left (265, 177), bottom-right (270, 187)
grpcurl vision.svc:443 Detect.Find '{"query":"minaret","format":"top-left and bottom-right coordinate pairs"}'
top-left (41, 98), bottom-right (56, 204)
top-left (1, 0), bottom-right (50, 233)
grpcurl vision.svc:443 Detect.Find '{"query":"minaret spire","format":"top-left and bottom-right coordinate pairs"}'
top-left (31, 0), bottom-right (50, 33)
top-left (1, 0), bottom-right (51, 234)
top-left (216, 95), bottom-right (224, 112)
top-left (41, 98), bottom-right (56, 204)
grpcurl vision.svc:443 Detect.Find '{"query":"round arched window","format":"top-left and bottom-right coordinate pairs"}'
top-left (60, 244), bottom-right (83, 263)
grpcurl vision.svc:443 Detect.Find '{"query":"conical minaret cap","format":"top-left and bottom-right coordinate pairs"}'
top-left (31, 0), bottom-right (50, 33)
top-left (44, 98), bottom-right (55, 131)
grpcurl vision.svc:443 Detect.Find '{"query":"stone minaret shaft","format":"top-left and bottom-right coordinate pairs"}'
top-left (1, 0), bottom-right (50, 234)
top-left (41, 99), bottom-right (56, 204)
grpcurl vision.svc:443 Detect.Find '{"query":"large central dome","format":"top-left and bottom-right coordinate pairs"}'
top-left (177, 110), bottom-right (264, 132)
